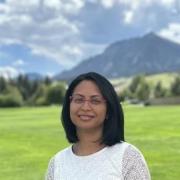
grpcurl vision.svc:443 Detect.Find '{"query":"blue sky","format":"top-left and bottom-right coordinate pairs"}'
top-left (0, 0), bottom-right (180, 78)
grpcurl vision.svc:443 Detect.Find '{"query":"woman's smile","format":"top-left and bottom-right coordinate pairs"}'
top-left (78, 114), bottom-right (95, 121)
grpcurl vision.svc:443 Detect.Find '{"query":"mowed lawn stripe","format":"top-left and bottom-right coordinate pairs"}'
top-left (124, 105), bottom-right (180, 180)
top-left (0, 105), bottom-right (180, 180)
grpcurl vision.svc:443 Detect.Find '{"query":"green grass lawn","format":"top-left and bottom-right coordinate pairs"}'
top-left (0, 105), bottom-right (180, 180)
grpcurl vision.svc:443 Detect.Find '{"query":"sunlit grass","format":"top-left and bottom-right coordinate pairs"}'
top-left (0, 105), bottom-right (180, 180)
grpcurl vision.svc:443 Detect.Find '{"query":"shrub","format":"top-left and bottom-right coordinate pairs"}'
top-left (0, 85), bottom-right (24, 107)
top-left (0, 94), bottom-right (23, 107)
top-left (28, 84), bottom-right (47, 105)
top-left (46, 83), bottom-right (66, 105)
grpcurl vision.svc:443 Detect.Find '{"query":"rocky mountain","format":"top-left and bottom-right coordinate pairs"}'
top-left (54, 32), bottom-right (180, 80)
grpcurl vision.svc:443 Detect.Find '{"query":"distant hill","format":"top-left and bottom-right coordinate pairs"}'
top-left (54, 32), bottom-right (180, 80)
top-left (111, 72), bottom-right (178, 93)
top-left (26, 73), bottom-right (43, 81)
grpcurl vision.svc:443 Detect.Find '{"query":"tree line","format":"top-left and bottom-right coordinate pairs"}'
top-left (0, 73), bottom-right (180, 107)
top-left (118, 74), bottom-right (180, 104)
top-left (0, 75), bottom-right (66, 107)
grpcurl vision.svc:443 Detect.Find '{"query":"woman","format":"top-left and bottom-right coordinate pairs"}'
top-left (46, 72), bottom-right (151, 180)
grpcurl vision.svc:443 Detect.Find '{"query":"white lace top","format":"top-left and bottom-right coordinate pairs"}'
top-left (45, 142), bottom-right (151, 180)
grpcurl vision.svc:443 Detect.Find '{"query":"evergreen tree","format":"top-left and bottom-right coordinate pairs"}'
top-left (16, 74), bottom-right (34, 101)
top-left (129, 75), bottom-right (144, 93)
top-left (0, 77), bottom-right (7, 93)
top-left (154, 81), bottom-right (166, 98)
top-left (171, 75), bottom-right (180, 96)
top-left (29, 83), bottom-right (47, 105)
top-left (46, 83), bottom-right (66, 105)
top-left (44, 76), bottom-right (52, 86)
top-left (136, 81), bottom-right (150, 101)
top-left (128, 75), bottom-right (146, 98)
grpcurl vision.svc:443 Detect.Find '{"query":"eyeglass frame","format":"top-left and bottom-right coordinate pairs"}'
top-left (69, 94), bottom-right (106, 106)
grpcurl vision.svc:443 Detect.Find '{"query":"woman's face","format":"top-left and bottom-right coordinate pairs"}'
top-left (70, 80), bottom-right (107, 132)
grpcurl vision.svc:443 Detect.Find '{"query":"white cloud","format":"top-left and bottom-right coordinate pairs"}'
top-left (0, 0), bottom-right (180, 72)
top-left (6, 0), bottom-right (39, 10)
top-left (0, 0), bottom-right (108, 69)
top-left (120, 0), bottom-right (143, 10)
top-left (43, 0), bottom-right (61, 9)
top-left (43, 0), bottom-right (84, 14)
top-left (30, 43), bottom-right (83, 69)
top-left (12, 59), bottom-right (25, 66)
top-left (0, 3), bottom-right (10, 14)
top-left (159, 0), bottom-right (175, 8)
top-left (0, 66), bottom-right (20, 79)
top-left (0, 0), bottom-right (85, 69)
top-left (118, 0), bottom-right (178, 25)
top-left (100, 0), bottom-right (116, 8)
top-left (63, 0), bottom-right (84, 13)
top-left (158, 23), bottom-right (180, 44)
top-left (30, 41), bottom-right (106, 69)
top-left (123, 10), bottom-right (134, 24)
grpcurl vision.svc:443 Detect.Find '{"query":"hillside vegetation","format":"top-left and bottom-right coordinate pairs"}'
top-left (0, 72), bottom-right (180, 107)
top-left (110, 72), bottom-right (178, 91)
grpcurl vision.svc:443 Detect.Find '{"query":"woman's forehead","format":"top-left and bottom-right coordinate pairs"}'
top-left (73, 80), bottom-right (101, 94)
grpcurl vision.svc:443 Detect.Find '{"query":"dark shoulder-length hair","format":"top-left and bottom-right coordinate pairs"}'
top-left (61, 72), bottom-right (124, 146)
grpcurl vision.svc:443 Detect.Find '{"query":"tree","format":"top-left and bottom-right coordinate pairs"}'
top-left (16, 74), bottom-right (41, 103)
top-left (129, 75), bottom-right (144, 94)
top-left (29, 83), bottom-right (48, 106)
top-left (46, 83), bottom-right (66, 105)
top-left (128, 75), bottom-right (146, 99)
top-left (171, 75), bottom-right (180, 96)
top-left (16, 74), bottom-right (32, 100)
top-left (154, 81), bottom-right (166, 98)
top-left (0, 77), bottom-right (7, 93)
top-left (0, 85), bottom-right (23, 107)
top-left (44, 76), bottom-right (52, 86)
top-left (118, 89), bottom-right (131, 102)
top-left (136, 81), bottom-right (151, 101)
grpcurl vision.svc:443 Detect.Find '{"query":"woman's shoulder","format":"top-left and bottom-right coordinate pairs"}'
top-left (106, 142), bottom-right (147, 165)
top-left (112, 141), bottom-right (148, 165)
top-left (109, 141), bottom-right (144, 156)
top-left (107, 141), bottom-right (131, 155)
top-left (45, 146), bottom-right (71, 180)
top-left (121, 142), bottom-right (151, 179)
top-left (104, 142), bottom-right (131, 166)
top-left (108, 142), bottom-right (151, 179)
top-left (54, 145), bottom-right (72, 159)
top-left (121, 142), bottom-right (148, 164)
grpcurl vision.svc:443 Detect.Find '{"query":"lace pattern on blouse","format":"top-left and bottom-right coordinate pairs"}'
top-left (45, 157), bottom-right (55, 180)
top-left (122, 145), bottom-right (151, 180)
top-left (45, 145), bottom-right (151, 180)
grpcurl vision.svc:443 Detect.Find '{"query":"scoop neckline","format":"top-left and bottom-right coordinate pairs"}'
top-left (70, 145), bottom-right (108, 159)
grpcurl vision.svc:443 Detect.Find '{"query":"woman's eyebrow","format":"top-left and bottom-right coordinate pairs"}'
top-left (91, 95), bottom-right (103, 98)
top-left (72, 93), bottom-right (84, 96)
top-left (72, 93), bottom-right (102, 97)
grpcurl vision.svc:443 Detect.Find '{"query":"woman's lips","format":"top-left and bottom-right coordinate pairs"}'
top-left (78, 115), bottom-right (95, 121)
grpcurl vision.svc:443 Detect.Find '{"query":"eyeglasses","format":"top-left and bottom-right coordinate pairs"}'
top-left (70, 95), bottom-right (106, 106)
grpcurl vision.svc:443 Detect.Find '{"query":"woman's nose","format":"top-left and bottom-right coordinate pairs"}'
top-left (80, 100), bottom-right (92, 110)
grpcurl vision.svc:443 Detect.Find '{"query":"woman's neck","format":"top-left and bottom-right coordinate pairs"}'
top-left (72, 142), bottom-right (106, 156)
top-left (73, 128), bottom-right (105, 156)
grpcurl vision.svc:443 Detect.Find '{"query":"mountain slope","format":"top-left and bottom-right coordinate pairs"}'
top-left (55, 32), bottom-right (180, 80)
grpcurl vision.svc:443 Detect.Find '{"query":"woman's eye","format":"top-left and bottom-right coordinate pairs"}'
top-left (74, 98), bottom-right (84, 103)
top-left (91, 99), bottom-right (101, 104)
